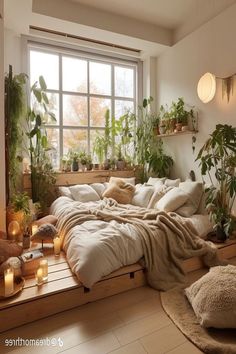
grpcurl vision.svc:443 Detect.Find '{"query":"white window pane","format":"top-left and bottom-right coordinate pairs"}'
top-left (30, 51), bottom-right (59, 90)
top-left (62, 57), bottom-right (87, 93)
top-left (31, 92), bottom-right (59, 125)
top-left (46, 128), bottom-right (60, 169)
top-left (90, 98), bottom-right (111, 127)
top-left (115, 66), bottom-right (134, 98)
top-left (63, 95), bottom-right (88, 126)
top-left (63, 129), bottom-right (88, 155)
top-left (115, 100), bottom-right (134, 119)
top-left (90, 62), bottom-right (111, 95)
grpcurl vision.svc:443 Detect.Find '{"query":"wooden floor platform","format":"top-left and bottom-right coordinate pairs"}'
top-left (0, 240), bottom-right (236, 333)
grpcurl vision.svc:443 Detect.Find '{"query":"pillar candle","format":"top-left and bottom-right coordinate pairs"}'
top-left (39, 259), bottom-right (48, 281)
top-left (4, 268), bottom-right (14, 296)
top-left (32, 225), bottom-right (38, 235)
top-left (53, 237), bottom-right (61, 256)
top-left (35, 267), bottom-right (43, 285)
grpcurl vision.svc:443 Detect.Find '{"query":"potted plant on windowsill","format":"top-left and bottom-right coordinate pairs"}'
top-left (86, 154), bottom-right (93, 171)
top-left (116, 144), bottom-right (126, 170)
top-left (196, 124), bottom-right (236, 241)
top-left (79, 151), bottom-right (87, 172)
top-left (70, 151), bottom-right (79, 172)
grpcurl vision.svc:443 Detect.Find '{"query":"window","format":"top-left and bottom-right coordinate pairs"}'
top-left (29, 45), bottom-right (138, 168)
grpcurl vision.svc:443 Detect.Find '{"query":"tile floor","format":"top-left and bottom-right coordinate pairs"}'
top-left (0, 285), bottom-right (203, 354)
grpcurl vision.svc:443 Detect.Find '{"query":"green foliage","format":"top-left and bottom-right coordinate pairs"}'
top-left (148, 140), bottom-right (173, 177)
top-left (5, 71), bottom-right (28, 196)
top-left (79, 151), bottom-right (87, 165)
top-left (25, 76), bottom-right (56, 210)
top-left (11, 192), bottom-right (30, 215)
top-left (170, 97), bottom-right (190, 125)
top-left (196, 124), bottom-right (236, 236)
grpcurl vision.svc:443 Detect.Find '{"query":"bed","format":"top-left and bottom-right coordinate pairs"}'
top-left (50, 177), bottom-right (218, 292)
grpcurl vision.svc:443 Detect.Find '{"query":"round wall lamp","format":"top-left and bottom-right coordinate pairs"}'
top-left (197, 72), bottom-right (216, 103)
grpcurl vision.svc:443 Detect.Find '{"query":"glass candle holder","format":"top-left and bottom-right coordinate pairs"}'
top-left (4, 268), bottom-right (14, 296)
top-left (53, 236), bottom-right (61, 256)
top-left (35, 267), bottom-right (44, 286)
top-left (39, 259), bottom-right (48, 281)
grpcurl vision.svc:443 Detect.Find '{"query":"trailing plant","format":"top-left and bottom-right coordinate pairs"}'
top-left (196, 124), bottom-right (236, 237)
top-left (148, 140), bottom-right (173, 177)
top-left (5, 69), bottom-right (27, 197)
top-left (25, 76), bottom-right (56, 211)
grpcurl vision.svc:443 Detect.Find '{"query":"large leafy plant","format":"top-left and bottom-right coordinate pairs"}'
top-left (25, 76), bottom-right (56, 210)
top-left (148, 140), bottom-right (173, 177)
top-left (196, 124), bottom-right (236, 236)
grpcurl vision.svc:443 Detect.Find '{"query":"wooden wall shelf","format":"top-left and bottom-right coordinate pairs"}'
top-left (157, 130), bottom-right (198, 138)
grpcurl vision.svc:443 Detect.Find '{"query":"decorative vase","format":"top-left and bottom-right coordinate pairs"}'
top-left (94, 163), bottom-right (99, 170)
top-left (72, 160), bottom-right (79, 172)
top-left (216, 225), bottom-right (227, 242)
top-left (175, 123), bottom-right (182, 132)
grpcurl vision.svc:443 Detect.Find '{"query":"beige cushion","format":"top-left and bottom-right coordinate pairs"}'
top-left (164, 178), bottom-right (180, 187)
top-left (58, 186), bottom-right (73, 199)
top-left (69, 184), bottom-right (100, 202)
top-left (176, 182), bottom-right (204, 217)
top-left (90, 183), bottom-right (106, 197)
top-left (102, 180), bottom-right (135, 204)
top-left (132, 185), bottom-right (154, 208)
top-left (155, 187), bottom-right (188, 212)
top-left (185, 265), bottom-right (236, 328)
top-left (109, 176), bottom-right (135, 186)
top-left (33, 215), bottom-right (58, 227)
top-left (147, 185), bottom-right (172, 209)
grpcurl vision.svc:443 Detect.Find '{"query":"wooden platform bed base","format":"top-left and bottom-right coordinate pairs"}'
top-left (0, 240), bottom-right (236, 333)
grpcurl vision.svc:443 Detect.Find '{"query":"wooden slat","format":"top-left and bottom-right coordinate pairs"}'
top-left (0, 269), bottom-right (146, 333)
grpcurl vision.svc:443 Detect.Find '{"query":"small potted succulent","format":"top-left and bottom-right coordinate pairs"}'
top-left (86, 154), bottom-right (93, 171)
top-left (70, 151), bottom-right (79, 172)
top-left (79, 151), bottom-right (87, 172)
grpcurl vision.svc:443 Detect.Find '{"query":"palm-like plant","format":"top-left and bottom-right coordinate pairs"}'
top-left (196, 124), bottom-right (236, 237)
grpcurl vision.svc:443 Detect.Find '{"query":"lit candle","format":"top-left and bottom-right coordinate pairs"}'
top-left (4, 268), bottom-right (14, 296)
top-left (32, 225), bottom-right (38, 235)
top-left (39, 259), bottom-right (48, 281)
top-left (53, 236), bottom-right (61, 256)
top-left (8, 221), bottom-right (20, 240)
top-left (35, 267), bottom-right (43, 285)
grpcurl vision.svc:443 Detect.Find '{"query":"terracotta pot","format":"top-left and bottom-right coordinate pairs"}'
top-left (175, 123), bottom-right (182, 131)
top-left (86, 163), bottom-right (93, 171)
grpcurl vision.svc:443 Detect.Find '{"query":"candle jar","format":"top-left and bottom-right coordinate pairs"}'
top-left (4, 268), bottom-right (14, 296)
top-left (35, 267), bottom-right (44, 286)
top-left (8, 257), bottom-right (22, 278)
top-left (53, 236), bottom-right (61, 256)
top-left (31, 224), bottom-right (38, 235)
top-left (39, 259), bottom-right (48, 281)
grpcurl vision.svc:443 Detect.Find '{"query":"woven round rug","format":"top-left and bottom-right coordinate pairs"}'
top-left (160, 286), bottom-right (236, 354)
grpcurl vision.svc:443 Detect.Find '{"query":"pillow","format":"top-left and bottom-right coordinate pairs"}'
top-left (147, 177), bottom-right (166, 186)
top-left (33, 215), bottom-right (58, 227)
top-left (109, 177), bottom-right (135, 186)
top-left (147, 185), bottom-right (172, 209)
top-left (102, 180), bottom-right (135, 204)
top-left (175, 182), bottom-right (203, 217)
top-left (185, 265), bottom-right (236, 328)
top-left (0, 240), bottom-right (23, 264)
top-left (69, 184), bottom-right (100, 202)
top-left (164, 178), bottom-right (180, 187)
top-left (132, 185), bottom-right (154, 208)
top-left (90, 183), bottom-right (106, 197)
top-left (58, 186), bottom-right (73, 199)
top-left (155, 187), bottom-right (188, 212)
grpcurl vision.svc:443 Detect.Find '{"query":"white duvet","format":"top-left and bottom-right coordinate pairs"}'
top-left (50, 196), bottom-right (213, 288)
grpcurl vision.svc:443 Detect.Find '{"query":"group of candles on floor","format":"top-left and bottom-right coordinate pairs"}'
top-left (4, 223), bottom-right (62, 297)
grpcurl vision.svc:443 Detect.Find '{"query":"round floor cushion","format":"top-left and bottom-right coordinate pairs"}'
top-left (185, 265), bottom-right (236, 328)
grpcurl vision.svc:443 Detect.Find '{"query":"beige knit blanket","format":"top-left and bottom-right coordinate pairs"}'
top-left (56, 198), bottom-right (221, 291)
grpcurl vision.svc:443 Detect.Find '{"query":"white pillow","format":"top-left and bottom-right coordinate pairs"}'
top-left (90, 183), bottom-right (106, 197)
top-left (155, 187), bottom-right (188, 212)
top-left (164, 178), bottom-right (180, 187)
top-left (69, 184), bottom-right (100, 202)
top-left (58, 186), bottom-right (73, 199)
top-left (132, 185), bottom-right (154, 208)
top-left (109, 177), bottom-right (135, 186)
top-left (147, 177), bottom-right (166, 186)
top-left (175, 182), bottom-right (203, 217)
top-left (185, 265), bottom-right (236, 328)
top-left (147, 185), bottom-right (172, 209)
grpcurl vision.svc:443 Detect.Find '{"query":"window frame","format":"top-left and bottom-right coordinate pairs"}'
top-left (26, 39), bottom-right (141, 167)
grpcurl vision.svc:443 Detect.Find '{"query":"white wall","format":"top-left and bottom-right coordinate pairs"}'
top-left (0, 0), bottom-right (6, 231)
top-left (156, 3), bottom-right (236, 214)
